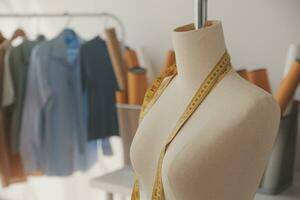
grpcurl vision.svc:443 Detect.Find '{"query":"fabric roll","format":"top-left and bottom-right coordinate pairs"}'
top-left (283, 44), bottom-right (300, 101)
top-left (124, 48), bottom-right (139, 69)
top-left (128, 67), bottom-right (148, 105)
top-left (236, 69), bottom-right (249, 80)
top-left (105, 28), bottom-right (128, 90)
top-left (247, 69), bottom-right (272, 93)
top-left (276, 60), bottom-right (300, 113)
top-left (164, 50), bottom-right (176, 68)
top-left (116, 90), bottom-right (128, 104)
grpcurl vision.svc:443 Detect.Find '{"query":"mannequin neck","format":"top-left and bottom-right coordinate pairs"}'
top-left (172, 21), bottom-right (228, 87)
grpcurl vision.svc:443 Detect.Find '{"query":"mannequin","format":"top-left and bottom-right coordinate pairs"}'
top-left (130, 21), bottom-right (280, 200)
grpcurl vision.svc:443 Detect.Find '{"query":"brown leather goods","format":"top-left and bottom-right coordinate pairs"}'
top-left (116, 90), bottom-right (128, 104)
top-left (276, 60), bottom-right (300, 113)
top-left (247, 68), bottom-right (272, 93)
top-left (236, 69), bottom-right (249, 80)
top-left (128, 67), bottom-right (148, 105)
top-left (105, 28), bottom-right (128, 90)
top-left (164, 50), bottom-right (176, 69)
top-left (124, 48), bottom-right (139, 69)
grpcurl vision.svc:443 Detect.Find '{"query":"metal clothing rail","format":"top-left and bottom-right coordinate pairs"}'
top-left (0, 12), bottom-right (125, 42)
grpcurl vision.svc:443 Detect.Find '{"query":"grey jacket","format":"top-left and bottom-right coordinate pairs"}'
top-left (9, 39), bottom-right (41, 153)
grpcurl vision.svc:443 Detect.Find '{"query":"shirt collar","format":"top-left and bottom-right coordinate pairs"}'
top-left (51, 29), bottom-right (83, 59)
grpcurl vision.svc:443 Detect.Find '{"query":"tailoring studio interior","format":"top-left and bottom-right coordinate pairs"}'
top-left (0, 0), bottom-right (300, 200)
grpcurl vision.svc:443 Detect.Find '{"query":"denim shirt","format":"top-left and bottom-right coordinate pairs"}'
top-left (20, 30), bottom-right (97, 175)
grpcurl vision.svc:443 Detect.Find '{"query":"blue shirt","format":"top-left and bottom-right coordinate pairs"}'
top-left (20, 30), bottom-right (97, 176)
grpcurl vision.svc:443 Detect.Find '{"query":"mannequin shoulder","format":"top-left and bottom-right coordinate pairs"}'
top-left (224, 71), bottom-right (280, 118)
top-left (165, 73), bottom-right (281, 185)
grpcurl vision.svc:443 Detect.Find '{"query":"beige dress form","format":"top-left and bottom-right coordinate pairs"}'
top-left (130, 21), bottom-right (280, 200)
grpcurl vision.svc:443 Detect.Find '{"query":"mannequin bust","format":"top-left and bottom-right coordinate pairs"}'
top-left (130, 21), bottom-right (280, 200)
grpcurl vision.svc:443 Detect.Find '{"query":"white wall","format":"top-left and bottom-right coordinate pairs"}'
top-left (1, 0), bottom-right (300, 88)
top-left (1, 0), bottom-right (300, 199)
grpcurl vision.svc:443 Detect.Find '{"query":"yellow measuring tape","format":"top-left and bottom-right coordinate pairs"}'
top-left (132, 51), bottom-right (232, 200)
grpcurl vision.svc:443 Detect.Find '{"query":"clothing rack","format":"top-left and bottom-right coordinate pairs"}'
top-left (0, 12), bottom-right (125, 43)
top-left (194, 0), bottom-right (208, 29)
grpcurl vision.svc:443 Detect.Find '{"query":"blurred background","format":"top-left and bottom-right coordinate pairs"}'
top-left (0, 0), bottom-right (300, 200)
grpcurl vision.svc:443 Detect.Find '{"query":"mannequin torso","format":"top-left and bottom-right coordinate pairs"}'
top-left (130, 21), bottom-right (280, 200)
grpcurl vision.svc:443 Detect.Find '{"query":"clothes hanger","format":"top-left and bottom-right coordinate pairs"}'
top-left (64, 15), bottom-right (74, 31)
top-left (9, 28), bottom-right (27, 43)
top-left (0, 31), bottom-right (6, 43)
top-left (62, 15), bottom-right (77, 42)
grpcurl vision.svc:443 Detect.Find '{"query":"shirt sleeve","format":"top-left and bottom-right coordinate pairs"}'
top-left (2, 49), bottom-right (15, 107)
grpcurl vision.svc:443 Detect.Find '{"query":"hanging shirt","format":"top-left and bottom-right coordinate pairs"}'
top-left (2, 48), bottom-right (14, 107)
top-left (0, 40), bottom-right (26, 187)
top-left (80, 36), bottom-right (119, 141)
top-left (19, 30), bottom-right (97, 176)
top-left (8, 39), bottom-right (43, 153)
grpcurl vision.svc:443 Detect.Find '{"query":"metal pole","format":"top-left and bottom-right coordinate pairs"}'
top-left (0, 12), bottom-right (114, 18)
top-left (194, 0), bottom-right (208, 29)
top-left (0, 12), bottom-right (125, 43)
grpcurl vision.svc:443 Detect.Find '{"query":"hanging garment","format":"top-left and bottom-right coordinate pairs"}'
top-left (8, 39), bottom-right (43, 153)
top-left (2, 47), bottom-right (14, 107)
top-left (0, 41), bottom-right (12, 187)
top-left (0, 41), bottom-right (26, 187)
top-left (20, 30), bottom-right (97, 176)
top-left (0, 42), bottom-right (8, 104)
top-left (80, 36), bottom-right (119, 140)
